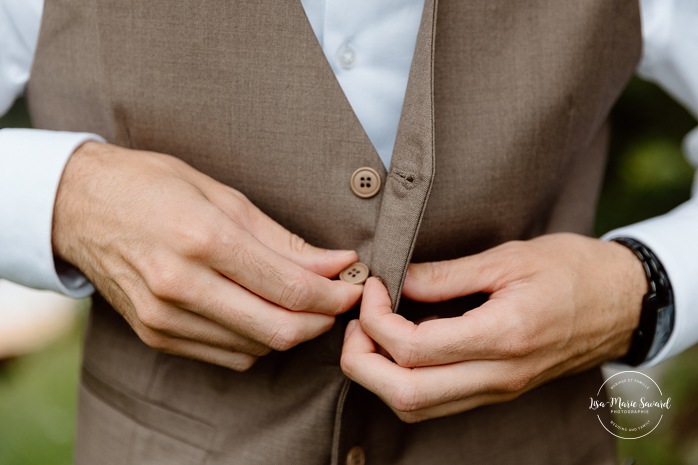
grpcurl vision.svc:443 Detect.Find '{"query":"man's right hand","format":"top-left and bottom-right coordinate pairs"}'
top-left (52, 142), bottom-right (363, 371)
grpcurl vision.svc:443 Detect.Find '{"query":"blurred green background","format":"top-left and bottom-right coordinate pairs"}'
top-left (1, 77), bottom-right (698, 464)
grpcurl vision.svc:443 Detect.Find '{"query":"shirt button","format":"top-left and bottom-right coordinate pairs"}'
top-left (350, 167), bottom-right (381, 198)
top-left (337, 42), bottom-right (357, 69)
top-left (346, 446), bottom-right (366, 465)
top-left (339, 262), bottom-right (370, 285)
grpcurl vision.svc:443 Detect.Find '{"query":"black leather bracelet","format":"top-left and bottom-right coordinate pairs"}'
top-left (611, 237), bottom-right (675, 366)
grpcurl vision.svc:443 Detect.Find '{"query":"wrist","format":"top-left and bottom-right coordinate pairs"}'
top-left (51, 140), bottom-right (108, 266)
top-left (603, 239), bottom-right (649, 359)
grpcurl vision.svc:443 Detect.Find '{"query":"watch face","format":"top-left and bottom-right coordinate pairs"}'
top-left (647, 304), bottom-right (675, 361)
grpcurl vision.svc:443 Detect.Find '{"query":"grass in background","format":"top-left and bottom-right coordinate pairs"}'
top-left (0, 312), bottom-right (84, 465)
top-left (1, 101), bottom-right (79, 465)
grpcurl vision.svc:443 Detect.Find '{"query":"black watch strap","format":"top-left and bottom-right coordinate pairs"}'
top-left (611, 237), bottom-right (675, 366)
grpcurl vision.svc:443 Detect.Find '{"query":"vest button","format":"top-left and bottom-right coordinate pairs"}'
top-left (339, 262), bottom-right (370, 285)
top-left (350, 167), bottom-right (381, 198)
top-left (345, 446), bottom-right (366, 465)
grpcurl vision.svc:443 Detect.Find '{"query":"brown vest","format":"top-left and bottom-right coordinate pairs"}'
top-left (28, 1), bottom-right (640, 463)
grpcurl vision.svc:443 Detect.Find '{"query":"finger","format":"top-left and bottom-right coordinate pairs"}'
top-left (207, 221), bottom-right (362, 315)
top-left (341, 316), bottom-right (401, 400)
top-left (402, 254), bottom-right (500, 302)
top-left (360, 277), bottom-right (394, 316)
top-left (361, 279), bottom-right (527, 366)
top-left (247, 214), bottom-right (358, 278)
top-left (389, 390), bottom-right (520, 423)
top-left (134, 302), bottom-right (272, 356)
top-left (113, 265), bottom-right (264, 370)
top-left (343, 328), bottom-right (530, 417)
top-left (207, 186), bottom-right (359, 277)
top-left (388, 358), bottom-right (593, 423)
top-left (167, 269), bottom-right (341, 352)
top-left (137, 258), bottom-right (343, 351)
top-left (342, 318), bottom-right (438, 410)
top-left (154, 336), bottom-right (260, 372)
top-left (359, 277), bottom-right (469, 367)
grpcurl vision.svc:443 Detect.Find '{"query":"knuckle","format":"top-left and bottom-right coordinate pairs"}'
top-left (227, 189), bottom-right (251, 211)
top-left (339, 348), bottom-right (361, 378)
top-left (288, 233), bottom-right (308, 255)
top-left (339, 353), bottom-right (354, 376)
top-left (267, 324), bottom-right (303, 352)
top-left (137, 305), bottom-right (171, 332)
top-left (391, 341), bottom-right (423, 368)
top-left (501, 369), bottom-right (534, 393)
top-left (388, 383), bottom-right (424, 413)
top-left (490, 241), bottom-right (516, 264)
top-left (278, 274), bottom-right (314, 311)
top-left (395, 410), bottom-right (424, 424)
top-left (227, 188), bottom-right (249, 205)
top-left (497, 240), bottom-right (525, 255)
top-left (226, 190), bottom-right (256, 226)
top-left (310, 316), bottom-right (335, 338)
top-left (138, 328), bottom-right (170, 351)
top-left (180, 224), bottom-right (219, 260)
top-left (501, 317), bottom-right (535, 358)
top-left (228, 355), bottom-right (258, 372)
top-left (145, 264), bottom-right (187, 302)
top-left (425, 260), bottom-right (452, 287)
top-left (493, 241), bottom-right (531, 270)
top-left (246, 345), bottom-right (273, 357)
top-left (502, 334), bottom-right (531, 358)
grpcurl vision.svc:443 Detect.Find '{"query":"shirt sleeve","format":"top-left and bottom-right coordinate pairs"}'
top-left (1, 0), bottom-right (102, 297)
top-left (0, 0), bottom-right (43, 115)
top-left (0, 129), bottom-right (103, 297)
top-left (604, 0), bottom-right (698, 366)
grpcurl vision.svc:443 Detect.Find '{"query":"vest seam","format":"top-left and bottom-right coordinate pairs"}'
top-left (330, 378), bottom-right (352, 465)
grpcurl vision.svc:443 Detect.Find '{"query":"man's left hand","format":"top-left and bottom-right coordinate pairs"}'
top-left (341, 233), bottom-right (647, 423)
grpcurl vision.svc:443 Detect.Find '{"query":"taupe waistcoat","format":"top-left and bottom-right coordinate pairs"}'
top-left (27, 1), bottom-right (640, 464)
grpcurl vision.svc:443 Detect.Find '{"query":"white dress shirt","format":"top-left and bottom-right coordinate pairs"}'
top-left (0, 0), bottom-right (103, 296)
top-left (1, 0), bottom-right (698, 366)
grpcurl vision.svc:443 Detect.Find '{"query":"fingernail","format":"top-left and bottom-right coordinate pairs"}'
top-left (344, 320), bottom-right (358, 341)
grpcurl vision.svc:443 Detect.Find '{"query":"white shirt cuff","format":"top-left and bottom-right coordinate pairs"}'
top-left (602, 198), bottom-right (698, 367)
top-left (0, 128), bottom-right (104, 297)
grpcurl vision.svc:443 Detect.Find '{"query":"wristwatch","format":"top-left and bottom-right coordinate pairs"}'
top-left (611, 237), bottom-right (675, 366)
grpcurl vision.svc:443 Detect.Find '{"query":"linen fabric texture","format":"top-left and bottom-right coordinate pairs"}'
top-left (27, 0), bottom-right (641, 463)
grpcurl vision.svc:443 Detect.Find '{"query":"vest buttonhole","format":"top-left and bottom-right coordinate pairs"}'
top-left (392, 170), bottom-right (417, 189)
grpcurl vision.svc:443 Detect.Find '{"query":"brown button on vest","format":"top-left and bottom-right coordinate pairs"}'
top-left (27, 0), bottom-right (641, 464)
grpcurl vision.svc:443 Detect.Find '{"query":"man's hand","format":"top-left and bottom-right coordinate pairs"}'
top-left (53, 142), bottom-right (363, 371)
top-left (341, 233), bottom-right (647, 422)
